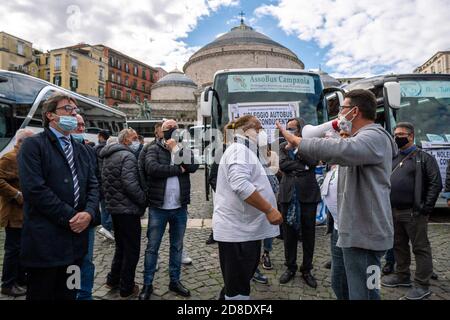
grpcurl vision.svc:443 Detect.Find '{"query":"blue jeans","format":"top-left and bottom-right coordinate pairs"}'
top-left (100, 199), bottom-right (113, 232)
top-left (263, 238), bottom-right (273, 253)
top-left (342, 247), bottom-right (385, 300)
top-left (77, 227), bottom-right (95, 300)
top-left (143, 206), bottom-right (188, 285)
top-left (330, 229), bottom-right (349, 300)
top-left (385, 248), bottom-right (395, 265)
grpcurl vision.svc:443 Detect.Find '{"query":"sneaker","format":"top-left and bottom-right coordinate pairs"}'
top-left (381, 274), bottom-right (412, 288)
top-left (182, 250), bottom-right (192, 265)
top-left (98, 227), bottom-right (115, 241)
top-left (382, 262), bottom-right (395, 275)
top-left (261, 252), bottom-right (273, 270)
top-left (1, 285), bottom-right (27, 297)
top-left (404, 286), bottom-right (431, 300)
top-left (252, 269), bottom-right (269, 284)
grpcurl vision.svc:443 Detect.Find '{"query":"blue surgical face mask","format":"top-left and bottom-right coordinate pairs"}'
top-left (129, 140), bottom-right (141, 152)
top-left (71, 133), bottom-right (85, 143)
top-left (57, 116), bottom-right (78, 132)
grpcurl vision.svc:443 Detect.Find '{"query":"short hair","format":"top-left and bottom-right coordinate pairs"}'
top-left (118, 128), bottom-right (137, 144)
top-left (42, 93), bottom-right (77, 127)
top-left (345, 89), bottom-right (377, 120)
top-left (287, 118), bottom-right (306, 136)
top-left (394, 122), bottom-right (415, 135)
top-left (106, 136), bottom-right (118, 145)
top-left (98, 129), bottom-right (111, 141)
top-left (225, 115), bottom-right (260, 132)
top-left (15, 129), bottom-right (34, 143)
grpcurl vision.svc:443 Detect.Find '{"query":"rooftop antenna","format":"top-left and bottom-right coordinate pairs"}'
top-left (239, 11), bottom-right (245, 25)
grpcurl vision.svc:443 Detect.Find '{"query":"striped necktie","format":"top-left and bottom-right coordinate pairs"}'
top-left (61, 137), bottom-right (80, 208)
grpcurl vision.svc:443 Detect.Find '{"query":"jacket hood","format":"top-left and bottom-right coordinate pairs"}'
top-left (356, 123), bottom-right (398, 159)
top-left (99, 143), bottom-right (132, 158)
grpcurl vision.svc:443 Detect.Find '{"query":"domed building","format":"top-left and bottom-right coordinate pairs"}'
top-left (183, 20), bottom-right (304, 88)
top-left (149, 69), bottom-right (197, 126)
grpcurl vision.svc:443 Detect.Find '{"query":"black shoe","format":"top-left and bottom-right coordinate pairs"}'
top-left (261, 252), bottom-right (273, 270)
top-left (1, 285), bottom-right (26, 297)
top-left (120, 284), bottom-right (139, 299)
top-left (279, 270), bottom-right (296, 284)
top-left (205, 233), bottom-right (216, 245)
top-left (139, 285), bottom-right (153, 300)
top-left (431, 272), bottom-right (438, 280)
top-left (324, 260), bottom-right (332, 269)
top-left (382, 262), bottom-right (395, 275)
top-left (302, 273), bottom-right (318, 289)
top-left (169, 281), bottom-right (191, 297)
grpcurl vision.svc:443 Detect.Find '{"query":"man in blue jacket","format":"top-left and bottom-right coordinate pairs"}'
top-left (18, 92), bottom-right (99, 300)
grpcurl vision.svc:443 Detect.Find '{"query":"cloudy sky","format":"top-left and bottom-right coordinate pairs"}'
top-left (1, 0), bottom-right (449, 77)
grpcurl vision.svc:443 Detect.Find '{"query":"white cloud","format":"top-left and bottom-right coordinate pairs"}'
top-left (255, 0), bottom-right (450, 77)
top-left (0, 0), bottom-right (239, 70)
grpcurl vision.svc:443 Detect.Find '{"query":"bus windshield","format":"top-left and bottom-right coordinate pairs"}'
top-left (212, 71), bottom-right (326, 131)
top-left (392, 79), bottom-right (450, 145)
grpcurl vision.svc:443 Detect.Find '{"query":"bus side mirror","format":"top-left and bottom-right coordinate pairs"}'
top-left (335, 91), bottom-right (344, 107)
top-left (200, 87), bottom-right (213, 117)
top-left (384, 82), bottom-right (401, 109)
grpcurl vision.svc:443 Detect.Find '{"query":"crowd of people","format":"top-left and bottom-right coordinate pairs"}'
top-left (0, 89), bottom-right (449, 301)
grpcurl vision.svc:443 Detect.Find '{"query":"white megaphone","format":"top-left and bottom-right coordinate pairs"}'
top-left (302, 119), bottom-right (340, 138)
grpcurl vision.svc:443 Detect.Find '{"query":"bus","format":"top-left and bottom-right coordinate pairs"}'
top-left (339, 73), bottom-right (450, 208)
top-left (0, 70), bottom-right (127, 157)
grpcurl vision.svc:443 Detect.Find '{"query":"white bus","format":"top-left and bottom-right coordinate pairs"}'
top-left (0, 70), bottom-right (127, 157)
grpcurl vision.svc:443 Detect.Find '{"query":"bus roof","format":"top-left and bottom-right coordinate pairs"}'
top-left (343, 73), bottom-right (450, 91)
top-left (0, 70), bottom-right (127, 118)
top-left (212, 68), bottom-right (319, 79)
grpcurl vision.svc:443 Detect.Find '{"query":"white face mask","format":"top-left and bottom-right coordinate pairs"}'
top-left (129, 140), bottom-right (141, 152)
top-left (338, 107), bottom-right (357, 134)
top-left (257, 130), bottom-right (268, 148)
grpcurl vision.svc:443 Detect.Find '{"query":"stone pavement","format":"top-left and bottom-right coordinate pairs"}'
top-left (1, 171), bottom-right (450, 300)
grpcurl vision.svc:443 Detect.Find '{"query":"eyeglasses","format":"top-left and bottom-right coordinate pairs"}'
top-left (56, 105), bottom-right (80, 113)
top-left (339, 105), bottom-right (356, 111)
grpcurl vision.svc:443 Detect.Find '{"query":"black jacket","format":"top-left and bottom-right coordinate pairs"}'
top-left (100, 143), bottom-right (146, 216)
top-left (392, 148), bottom-right (442, 215)
top-left (93, 141), bottom-right (106, 200)
top-left (138, 139), bottom-right (160, 194)
top-left (278, 141), bottom-right (321, 204)
top-left (145, 140), bottom-right (199, 208)
top-left (18, 128), bottom-right (99, 268)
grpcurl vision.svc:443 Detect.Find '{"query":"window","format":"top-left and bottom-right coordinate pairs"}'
top-left (134, 65), bottom-right (138, 76)
top-left (125, 63), bottom-right (129, 73)
top-left (142, 69), bottom-right (146, 80)
top-left (117, 59), bottom-right (121, 70)
top-left (71, 56), bottom-right (78, 73)
top-left (53, 75), bottom-right (62, 86)
top-left (117, 74), bottom-right (121, 84)
top-left (45, 56), bottom-right (49, 65)
top-left (17, 41), bottom-right (24, 55)
top-left (117, 90), bottom-right (122, 100)
top-left (141, 83), bottom-right (145, 92)
top-left (125, 77), bottom-right (129, 87)
top-left (132, 79), bottom-right (137, 89)
top-left (0, 103), bottom-right (14, 152)
top-left (111, 72), bottom-right (115, 82)
top-left (99, 67), bottom-right (104, 81)
top-left (70, 77), bottom-right (78, 91)
top-left (98, 86), bottom-right (104, 98)
top-left (54, 55), bottom-right (61, 71)
top-left (109, 56), bottom-right (114, 66)
top-left (126, 91), bottom-right (131, 102)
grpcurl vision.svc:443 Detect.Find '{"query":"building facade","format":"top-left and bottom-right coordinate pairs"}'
top-left (414, 51), bottom-right (450, 74)
top-left (37, 44), bottom-right (108, 103)
top-left (95, 45), bottom-right (159, 109)
top-left (0, 31), bottom-right (39, 77)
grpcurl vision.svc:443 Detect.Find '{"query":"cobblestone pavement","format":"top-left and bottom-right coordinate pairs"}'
top-left (1, 171), bottom-right (449, 300)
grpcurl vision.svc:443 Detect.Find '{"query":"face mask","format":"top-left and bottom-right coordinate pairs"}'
top-left (338, 107), bottom-right (357, 134)
top-left (395, 136), bottom-right (410, 149)
top-left (129, 140), bottom-right (141, 152)
top-left (57, 116), bottom-right (78, 132)
top-left (257, 130), bottom-right (268, 147)
top-left (163, 128), bottom-right (177, 141)
top-left (72, 133), bottom-right (85, 143)
top-left (287, 128), bottom-right (297, 134)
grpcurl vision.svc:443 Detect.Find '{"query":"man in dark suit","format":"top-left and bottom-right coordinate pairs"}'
top-left (18, 92), bottom-right (99, 300)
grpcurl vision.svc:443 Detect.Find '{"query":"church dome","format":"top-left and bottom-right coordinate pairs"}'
top-left (152, 69), bottom-right (196, 89)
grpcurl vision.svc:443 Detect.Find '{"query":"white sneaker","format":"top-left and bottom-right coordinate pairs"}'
top-left (182, 250), bottom-right (192, 265)
top-left (98, 227), bottom-right (115, 241)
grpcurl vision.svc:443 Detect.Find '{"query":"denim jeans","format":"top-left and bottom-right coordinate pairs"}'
top-left (100, 199), bottom-right (113, 232)
top-left (263, 238), bottom-right (273, 253)
top-left (143, 206), bottom-right (188, 285)
top-left (330, 229), bottom-right (349, 300)
top-left (77, 227), bottom-right (95, 300)
top-left (385, 248), bottom-right (395, 265)
top-left (342, 247), bottom-right (385, 300)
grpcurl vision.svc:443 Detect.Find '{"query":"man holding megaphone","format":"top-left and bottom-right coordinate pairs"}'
top-left (276, 89), bottom-right (398, 300)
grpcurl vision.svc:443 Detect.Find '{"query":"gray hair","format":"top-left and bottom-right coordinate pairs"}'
top-left (15, 129), bottom-right (34, 144)
top-left (106, 136), bottom-right (118, 145)
top-left (117, 128), bottom-right (136, 144)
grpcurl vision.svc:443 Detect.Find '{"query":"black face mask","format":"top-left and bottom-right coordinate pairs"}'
top-left (163, 128), bottom-right (177, 141)
top-left (395, 136), bottom-right (410, 149)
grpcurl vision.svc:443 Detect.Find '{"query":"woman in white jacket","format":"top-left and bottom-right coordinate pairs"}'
top-left (213, 115), bottom-right (283, 300)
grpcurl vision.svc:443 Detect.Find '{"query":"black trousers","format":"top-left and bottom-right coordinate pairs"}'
top-left (26, 261), bottom-right (82, 300)
top-left (393, 209), bottom-right (433, 287)
top-left (107, 215), bottom-right (141, 295)
top-left (280, 202), bottom-right (318, 273)
top-left (1, 227), bottom-right (26, 289)
top-left (218, 240), bottom-right (261, 298)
